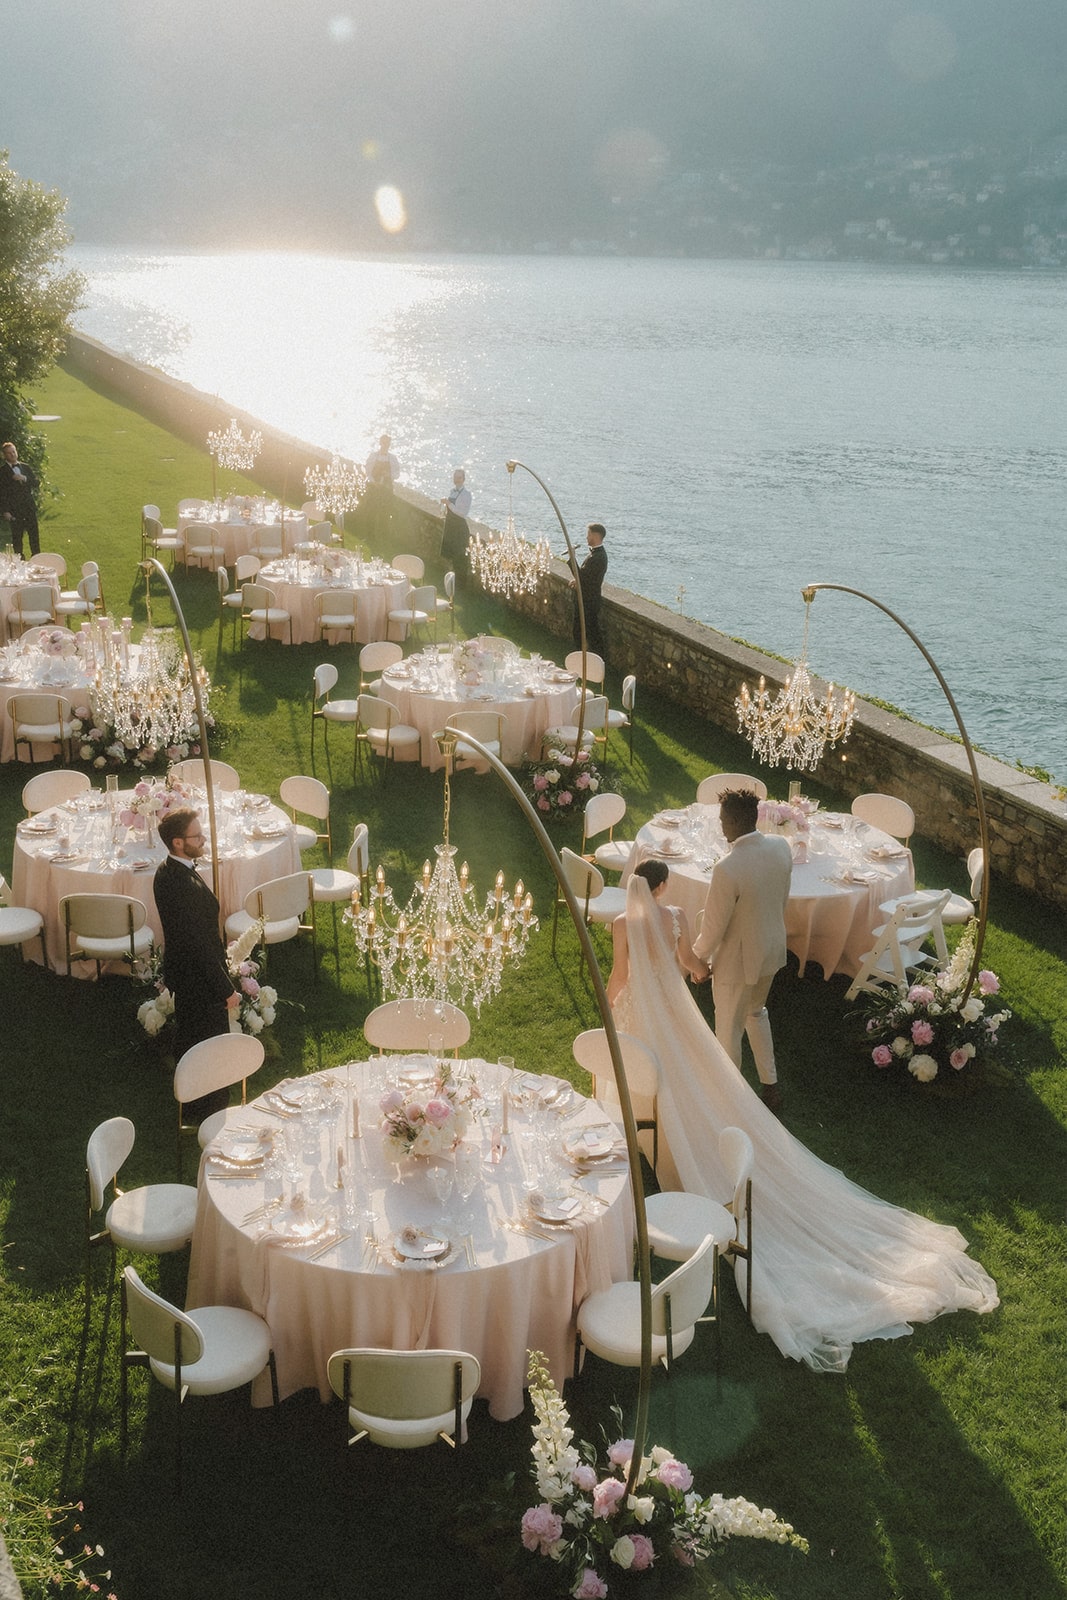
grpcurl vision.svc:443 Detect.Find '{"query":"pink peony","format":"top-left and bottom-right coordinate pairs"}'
top-left (907, 985), bottom-right (935, 1005)
top-left (629, 1534), bottom-right (655, 1571)
top-left (533, 775), bottom-right (549, 791)
top-left (537, 798), bottom-right (551, 812)
top-left (423, 1097), bottom-right (452, 1128)
top-left (576, 771), bottom-right (591, 789)
top-left (949, 1048), bottom-right (969, 1070)
top-left (521, 1504), bottom-right (563, 1554)
top-left (978, 970), bottom-right (1000, 995)
top-left (379, 1088), bottom-right (405, 1115)
top-left (872, 1044), bottom-right (893, 1067)
top-left (654, 1456), bottom-right (693, 1492)
top-left (911, 1019), bottom-right (935, 1046)
top-left (558, 790), bottom-right (573, 806)
top-left (592, 1478), bottom-right (628, 1519)
top-left (240, 976), bottom-right (260, 997)
top-left (572, 1463), bottom-right (597, 1491)
top-left (607, 1439), bottom-right (634, 1467)
top-left (573, 1570), bottom-right (608, 1599)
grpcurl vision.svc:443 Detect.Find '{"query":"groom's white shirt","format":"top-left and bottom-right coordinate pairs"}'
top-left (692, 829), bottom-right (792, 984)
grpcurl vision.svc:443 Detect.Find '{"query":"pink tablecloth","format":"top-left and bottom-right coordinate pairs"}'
top-left (187, 1059), bottom-right (633, 1421)
top-left (380, 655), bottom-right (581, 770)
top-left (12, 794), bottom-right (300, 974)
top-left (624, 807), bottom-right (915, 980)
top-left (256, 560), bottom-right (409, 646)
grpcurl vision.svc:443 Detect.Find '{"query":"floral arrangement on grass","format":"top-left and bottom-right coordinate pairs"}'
top-left (135, 920), bottom-right (278, 1044)
top-left (854, 920), bottom-right (1010, 1084)
top-left (378, 1070), bottom-right (471, 1161)
top-left (521, 1352), bottom-right (806, 1597)
top-left (524, 746), bottom-right (602, 824)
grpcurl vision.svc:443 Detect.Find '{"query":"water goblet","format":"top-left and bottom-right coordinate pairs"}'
top-left (426, 1157), bottom-right (455, 1209)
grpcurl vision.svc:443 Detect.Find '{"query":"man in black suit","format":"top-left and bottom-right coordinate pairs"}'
top-left (573, 521), bottom-right (608, 660)
top-left (0, 442), bottom-right (41, 558)
top-left (154, 808), bottom-right (237, 1117)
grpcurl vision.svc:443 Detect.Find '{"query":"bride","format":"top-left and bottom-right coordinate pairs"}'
top-left (606, 860), bottom-right (999, 1373)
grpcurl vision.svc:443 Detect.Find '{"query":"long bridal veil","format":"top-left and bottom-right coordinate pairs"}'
top-left (615, 876), bottom-right (998, 1373)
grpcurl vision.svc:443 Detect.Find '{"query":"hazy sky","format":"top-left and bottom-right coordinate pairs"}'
top-left (4, 0), bottom-right (1064, 245)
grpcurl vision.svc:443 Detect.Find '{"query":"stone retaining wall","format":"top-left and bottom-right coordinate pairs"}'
top-left (61, 332), bottom-right (1067, 907)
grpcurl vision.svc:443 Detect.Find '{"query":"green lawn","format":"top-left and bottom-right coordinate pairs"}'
top-left (0, 362), bottom-right (1063, 1600)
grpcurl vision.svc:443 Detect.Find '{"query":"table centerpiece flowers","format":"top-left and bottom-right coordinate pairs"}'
top-left (520, 1352), bottom-right (806, 1597)
top-left (378, 1069), bottom-right (472, 1162)
top-left (854, 920), bottom-right (1010, 1087)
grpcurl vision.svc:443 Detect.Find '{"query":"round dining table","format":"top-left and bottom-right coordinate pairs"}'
top-left (11, 786), bottom-right (300, 974)
top-left (177, 499), bottom-right (307, 566)
top-left (623, 805), bottom-right (915, 980)
top-left (187, 1057), bottom-right (633, 1421)
top-left (255, 555), bottom-right (409, 646)
top-left (378, 644), bottom-right (582, 770)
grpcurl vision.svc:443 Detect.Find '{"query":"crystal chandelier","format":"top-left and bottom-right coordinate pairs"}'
top-left (88, 619), bottom-right (208, 755)
top-left (736, 596), bottom-right (855, 772)
top-left (345, 745), bottom-right (537, 1012)
top-left (207, 418), bottom-right (263, 474)
top-left (468, 470), bottom-right (551, 599)
top-left (303, 454), bottom-right (365, 522)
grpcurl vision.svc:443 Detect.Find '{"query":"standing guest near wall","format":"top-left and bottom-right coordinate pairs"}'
top-left (154, 808), bottom-right (238, 1120)
top-left (573, 520), bottom-right (608, 660)
top-left (363, 433), bottom-right (399, 544)
top-left (440, 467), bottom-right (472, 563)
top-left (0, 441), bottom-right (40, 558)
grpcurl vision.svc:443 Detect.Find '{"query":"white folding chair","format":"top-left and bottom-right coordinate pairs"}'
top-left (61, 893), bottom-right (154, 977)
top-left (576, 1233), bottom-right (716, 1375)
top-left (327, 1348), bottom-right (479, 1452)
top-left (120, 1265), bottom-right (278, 1491)
top-left (553, 847), bottom-right (627, 953)
top-left (571, 1027), bottom-right (660, 1173)
top-left (696, 772), bottom-right (768, 804)
top-left (851, 792), bottom-right (915, 846)
top-left (845, 889), bottom-right (953, 1000)
top-left (363, 998), bottom-right (470, 1055)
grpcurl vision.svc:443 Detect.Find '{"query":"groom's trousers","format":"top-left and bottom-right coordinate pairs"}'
top-left (711, 974), bottom-right (778, 1085)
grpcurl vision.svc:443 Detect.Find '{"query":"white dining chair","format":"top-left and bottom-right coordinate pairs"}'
top-left (356, 693), bottom-right (421, 780)
top-left (311, 662), bottom-right (361, 776)
top-left (444, 710), bottom-right (506, 774)
top-left (142, 510), bottom-right (181, 565)
top-left (358, 640), bottom-right (403, 695)
top-left (851, 792), bottom-right (915, 846)
top-left (580, 791), bottom-right (632, 873)
top-left (224, 871), bottom-right (318, 981)
top-left (22, 768), bottom-right (90, 813)
top-left (576, 1233), bottom-right (716, 1376)
top-left (55, 564), bottom-right (104, 624)
top-left (169, 757), bottom-right (241, 792)
top-left (327, 1348), bottom-right (480, 1453)
top-left (120, 1265), bottom-right (278, 1491)
top-left (696, 772), bottom-right (768, 804)
top-left (315, 587), bottom-right (359, 646)
top-left (279, 773), bottom-right (332, 857)
top-left (0, 873), bottom-right (47, 967)
top-left (181, 522), bottom-right (227, 572)
top-left (7, 583), bottom-right (56, 638)
top-left (544, 695), bottom-right (609, 759)
top-left (571, 1027), bottom-right (660, 1173)
top-left (10, 692), bottom-right (76, 764)
top-left (363, 998), bottom-right (470, 1055)
top-left (387, 583), bottom-right (436, 647)
top-left (240, 582), bottom-right (293, 646)
top-left (86, 1117), bottom-right (198, 1305)
top-left (309, 822), bottom-right (370, 975)
top-left (391, 553), bottom-right (425, 582)
top-left (606, 673), bottom-right (637, 762)
top-left (61, 893), bottom-right (154, 977)
top-left (553, 847), bottom-right (627, 954)
top-left (565, 649), bottom-right (606, 690)
top-left (173, 1033), bottom-right (266, 1177)
top-left (32, 551), bottom-right (67, 577)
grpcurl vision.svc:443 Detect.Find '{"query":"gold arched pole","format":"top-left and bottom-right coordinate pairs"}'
top-left (803, 582), bottom-right (990, 998)
top-left (140, 558), bottom-right (220, 902)
top-left (436, 730), bottom-right (653, 1498)
top-left (505, 460), bottom-right (589, 757)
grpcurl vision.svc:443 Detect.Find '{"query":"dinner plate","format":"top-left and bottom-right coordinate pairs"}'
top-left (394, 1229), bottom-right (449, 1260)
top-left (131, 859), bottom-right (153, 871)
top-left (250, 822), bottom-right (287, 838)
top-left (529, 1193), bottom-right (582, 1225)
top-left (213, 1130), bottom-right (269, 1166)
top-left (565, 1127), bottom-right (617, 1161)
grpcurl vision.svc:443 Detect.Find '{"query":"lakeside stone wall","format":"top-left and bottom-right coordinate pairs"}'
top-left (62, 331), bottom-right (1067, 909)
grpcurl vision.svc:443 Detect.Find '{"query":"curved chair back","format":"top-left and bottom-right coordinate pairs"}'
top-left (392, 553), bottom-right (425, 581)
top-left (696, 772), bottom-right (768, 804)
top-left (87, 1115), bottom-right (136, 1212)
top-left (967, 846), bottom-right (985, 900)
top-left (851, 792), bottom-right (915, 844)
top-left (359, 641), bottom-right (403, 683)
top-left (314, 661), bottom-right (339, 700)
top-left (174, 1034), bottom-right (265, 1107)
top-left (565, 649), bottom-right (606, 687)
top-left (123, 1266), bottom-right (204, 1368)
top-left (280, 773), bottom-right (330, 822)
top-left (571, 1028), bottom-right (660, 1104)
top-left (243, 870), bottom-right (313, 924)
top-left (650, 1233), bottom-right (716, 1338)
top-left (363, 998), bottom-right (470, 1055)
top-left (582, 792), bottom-right (626, 849)
top-left (621, 674), bottom-right (636, 713)
top-left (62, 893), bottom-right (147, 940)
top-left (170, 758), bottom-right (241, 792)
top-left (560, 846), bottom-right (605, 904)
top-left (235, 553), bottom-right (261, 585)
top-left (327, 1347), bottom-right (480, 1448)
top-left (34, 552), bottom-right (67, 576)
top-left (23, 768), bottom-right (90, 814)
top-left (348, 822), bottom-right (370, 881)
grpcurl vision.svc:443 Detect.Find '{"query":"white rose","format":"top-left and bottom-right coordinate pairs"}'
top-left (890, 1036), bottom-right (912, 1057)
top-left (258, 985), bottom-right (278, 1007)
top-left (908, 1053), bottom-right (938, 1083)
top-left (628, 1496), bottom-right (655, 1524)
top-left (961, 998), bottom-right (984, 1023)
top-left (141, 1007), bottom-right (165, 1037)
top-left (80, 744), bottom-right (94, 760)
top-left (158, 989), bottom-right (175, 1016)
top-left (260, 1006), bottom-right (276, 1026)
top-left (93, 756), bottom-right (107, 769)
top-left (610, 1537), bottom-right (635, 1570)
top-left (588, 778), bottom-right (599, 792)
top-left (244, 1011), bottom-right (264, 1034)
top-left (545, 769), bottom-right (560, 785)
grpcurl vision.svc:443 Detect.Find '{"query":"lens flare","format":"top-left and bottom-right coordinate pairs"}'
top-left (374, 185), bottom-right (407, 235)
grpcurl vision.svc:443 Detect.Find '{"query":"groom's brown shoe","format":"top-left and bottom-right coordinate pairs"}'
top-left (761, 1083), bottom-right (783, 1114)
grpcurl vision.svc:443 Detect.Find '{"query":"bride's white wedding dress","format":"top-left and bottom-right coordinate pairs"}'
top-left (611, 876), bottom-right (998, 1373)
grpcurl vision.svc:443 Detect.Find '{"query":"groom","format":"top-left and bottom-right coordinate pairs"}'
top-left (692, 788), bottom-right (792, 1112)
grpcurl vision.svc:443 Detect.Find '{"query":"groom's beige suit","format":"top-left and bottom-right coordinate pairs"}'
top-left (692, 829), bottom-right (792, 1084)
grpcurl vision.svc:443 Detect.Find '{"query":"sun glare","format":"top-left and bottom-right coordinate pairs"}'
top-left (374, 185), bottom-right (408, 235)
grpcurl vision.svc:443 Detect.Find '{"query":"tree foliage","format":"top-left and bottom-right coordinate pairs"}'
top-left (0, 150), bottom-right (83, 477)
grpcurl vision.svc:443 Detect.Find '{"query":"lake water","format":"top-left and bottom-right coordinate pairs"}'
top-left (68, 247), bottom-right (1067, 781)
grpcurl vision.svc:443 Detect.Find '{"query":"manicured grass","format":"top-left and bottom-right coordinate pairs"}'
top-left (0, 362), bottom-right (1063, 1600)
